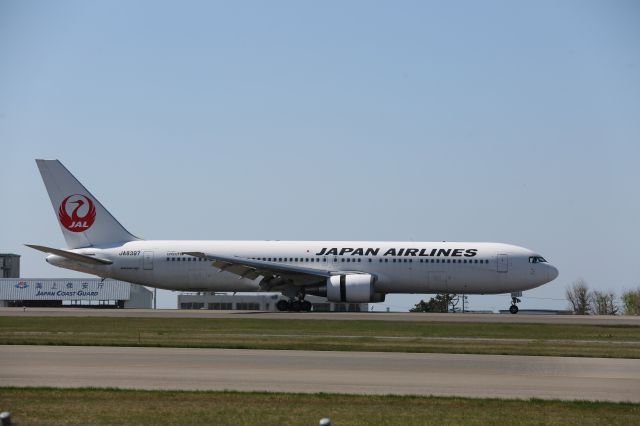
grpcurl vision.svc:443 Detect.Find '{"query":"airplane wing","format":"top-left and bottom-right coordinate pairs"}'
top-left (182, 251), bottom-right (335, 290)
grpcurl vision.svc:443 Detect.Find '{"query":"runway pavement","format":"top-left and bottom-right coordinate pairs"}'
top-left (1, 307), bottom-right (640, 325)
top-left (2, 345), bottom-right (639, 402)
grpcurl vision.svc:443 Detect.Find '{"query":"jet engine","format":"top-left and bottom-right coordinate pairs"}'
top-left (325, 273), bottom-right (384, 303)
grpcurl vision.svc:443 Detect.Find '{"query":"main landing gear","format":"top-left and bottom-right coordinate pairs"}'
top-left (276, 288), bottom-right (312, 312)
top-left (509, 293), bottom-right (521, 314)
top-left (276, 299), bottom-right (312, 312)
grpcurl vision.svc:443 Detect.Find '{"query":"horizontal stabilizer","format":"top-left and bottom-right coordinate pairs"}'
top-left (25, 244), bottom-right (113, 265)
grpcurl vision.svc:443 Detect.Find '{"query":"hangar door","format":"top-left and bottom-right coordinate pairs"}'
top-left (497, 254), bottom-right (508, 273)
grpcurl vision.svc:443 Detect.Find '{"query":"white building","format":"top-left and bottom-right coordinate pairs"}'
top-left (0, 278), bottom-right (153, 308)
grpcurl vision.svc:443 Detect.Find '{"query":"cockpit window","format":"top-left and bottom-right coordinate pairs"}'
top-left (529, 256), bottom-right (547, 263)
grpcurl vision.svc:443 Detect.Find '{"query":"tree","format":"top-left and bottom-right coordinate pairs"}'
top-left (591, 291), bottom-right (618, 315)
top-left (410, 294), bottom-right (458, 313)
top-left (566, 279), bottom-right (591, 315)
top-left (621, 288), bottom-right (640, 316)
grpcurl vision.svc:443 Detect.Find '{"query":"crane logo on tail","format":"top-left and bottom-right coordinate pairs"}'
top-left (58, 194), bottom-right (96, 232)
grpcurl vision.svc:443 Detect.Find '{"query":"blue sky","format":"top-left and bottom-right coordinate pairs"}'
top-left (2, 1), bottom-right (639, 311)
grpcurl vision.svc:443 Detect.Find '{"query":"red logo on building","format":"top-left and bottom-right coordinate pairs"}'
top-left (58, 194), bottom-right (96, 232)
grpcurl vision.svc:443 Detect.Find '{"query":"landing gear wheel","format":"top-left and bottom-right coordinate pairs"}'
top-left (509, 294), bottom-right (521, 314)
top-left (290, 300), bottom-right (302, 312)
top-left (302, 300), bottom-right (312, 312)
top-left (276, 300), bottom-right (290, 312)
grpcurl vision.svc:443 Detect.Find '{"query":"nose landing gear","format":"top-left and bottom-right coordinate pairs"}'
top-left (509, 292), bottom-right (521, 314)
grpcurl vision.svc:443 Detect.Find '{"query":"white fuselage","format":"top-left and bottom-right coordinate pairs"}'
top-left (46, 240), bottom-right (558, 295)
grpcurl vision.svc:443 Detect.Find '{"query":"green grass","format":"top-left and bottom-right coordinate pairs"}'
top-left (1, 317), bottom-right (639, 358)
top-left (0, 387), bottom-right (638, 425)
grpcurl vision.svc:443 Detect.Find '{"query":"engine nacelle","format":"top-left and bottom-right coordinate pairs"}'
top-left (326, 273), bottom-right (382, 303)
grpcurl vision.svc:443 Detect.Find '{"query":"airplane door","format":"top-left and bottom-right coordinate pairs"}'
top-left (143, 251), bottom-right (154, 270)
top-left (497, 254), bottom-right (508, 273)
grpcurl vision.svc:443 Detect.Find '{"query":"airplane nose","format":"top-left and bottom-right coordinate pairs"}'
top-left (547, 264), bottom-right (559, 281)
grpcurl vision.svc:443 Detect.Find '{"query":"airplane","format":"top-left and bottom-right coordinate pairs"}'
top-left (28, 159), bottom-right (559, 313)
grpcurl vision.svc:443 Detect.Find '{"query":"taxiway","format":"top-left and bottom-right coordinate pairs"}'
top-left (2, 345), bottom-right (638, 402)
top-left (1, 307), bottom-right (640, 325)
